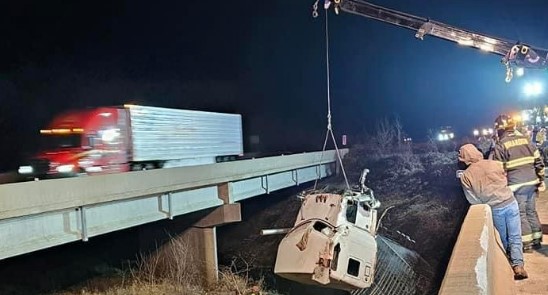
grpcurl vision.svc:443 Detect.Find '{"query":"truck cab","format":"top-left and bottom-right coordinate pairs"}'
top-left (18, 107), bottom-right (129, 179)
top-left (274, 169), bottom-right (381, 291)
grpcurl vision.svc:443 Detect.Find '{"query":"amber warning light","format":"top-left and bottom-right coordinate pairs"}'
top-left (40, 128), bottom-right (84, 134)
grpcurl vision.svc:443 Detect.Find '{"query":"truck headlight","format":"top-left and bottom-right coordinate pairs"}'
top-left (56, 164), bottom-right (75, 173)
top-left (18, 166), bottom-right (33, 174)
top-left (78, 159), bottom-right (93, 167)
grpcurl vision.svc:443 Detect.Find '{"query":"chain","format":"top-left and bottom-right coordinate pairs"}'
top-left (505, 62), bottom-right (513, 83)
top-left (312, 0), bottom-right (319, 18)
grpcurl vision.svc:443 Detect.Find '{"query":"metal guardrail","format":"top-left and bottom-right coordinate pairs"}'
top-left (0, 149), bottom-right (346, 261)
top-left (0, 149), bottom-right (347, 220)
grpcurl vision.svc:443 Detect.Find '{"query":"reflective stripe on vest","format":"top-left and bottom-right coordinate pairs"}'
top-left (508, 179), bottom-right (540, 192)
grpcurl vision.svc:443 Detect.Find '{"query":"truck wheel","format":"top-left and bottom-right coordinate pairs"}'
top-left (131, 164), bottom-right (144, 171)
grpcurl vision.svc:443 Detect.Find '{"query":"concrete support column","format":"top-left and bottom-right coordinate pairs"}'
top-left (182, 226), bottom-right (219, 285)
top-left (138, 183), bottom-right (240, 287)
top-left (178, 203), bottom-right (240, 286)
top-left (201, 227), bottom-right (218, 285)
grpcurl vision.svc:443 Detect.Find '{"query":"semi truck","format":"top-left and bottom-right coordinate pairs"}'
top-left (18, 104), bottom-right (244, 179)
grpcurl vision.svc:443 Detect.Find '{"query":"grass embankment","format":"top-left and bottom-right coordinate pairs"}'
top-left (53, 237), bottom-right (276, 295)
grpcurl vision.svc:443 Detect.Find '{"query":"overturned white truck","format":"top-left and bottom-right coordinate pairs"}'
top-left (272, 169), bottom-right (381, 291)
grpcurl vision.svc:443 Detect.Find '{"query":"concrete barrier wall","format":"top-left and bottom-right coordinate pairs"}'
top-left (0, 172), bottom-right (19, 184)
top-left (439, 204), bottom-right (516, 295)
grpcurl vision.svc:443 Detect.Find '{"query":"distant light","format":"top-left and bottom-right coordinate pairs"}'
top-left (488, 128), bottom-right (493, 135)
top-left (449, 133), bottom-right (454, 139)
top-left (516, 67), bottom-right (524, 77)
top-left (482, 129), bottom-right (488, 136)
top-left (513, 115), bottom-right (522, 122)
top-left (522, 111), bottom-right (530, 122)
top-left (524, 81), bottom-right (543, 97)
top-left (473, 129), bottom-right (479, 136)
top-left (437, 133), bottom-right (451, 141)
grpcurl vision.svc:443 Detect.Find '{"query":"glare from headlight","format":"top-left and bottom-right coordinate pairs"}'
top-left (56, 164), bottom-right (75, 173)
top-left (18, 166), bottom-right (33, 174)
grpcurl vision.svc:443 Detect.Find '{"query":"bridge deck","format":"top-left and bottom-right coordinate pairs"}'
top-left (515, 190), bottom-right (548, 295)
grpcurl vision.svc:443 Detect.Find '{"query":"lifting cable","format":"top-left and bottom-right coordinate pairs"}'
top-left (313, 0), bottom-right (351, 190)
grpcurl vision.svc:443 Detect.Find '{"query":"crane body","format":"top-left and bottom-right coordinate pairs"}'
top-left (318, 0), bottom-right (548, 82)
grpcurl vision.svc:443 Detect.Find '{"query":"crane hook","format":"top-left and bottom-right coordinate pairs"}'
top-left (312, 0), bottom-right (319, 18)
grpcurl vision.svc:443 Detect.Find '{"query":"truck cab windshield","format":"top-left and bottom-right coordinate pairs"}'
top-left (41, 134), bottom-right (82, 149)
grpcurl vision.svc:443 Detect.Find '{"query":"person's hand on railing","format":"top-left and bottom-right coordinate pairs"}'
top-left (538, 181), bottom-right (546, 192)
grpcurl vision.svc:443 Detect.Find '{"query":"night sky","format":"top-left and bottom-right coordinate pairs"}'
top-left (1, 0), bottom-right (548, 170)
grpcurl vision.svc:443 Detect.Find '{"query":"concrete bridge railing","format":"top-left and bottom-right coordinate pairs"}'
top-left (439, 204), bottom-right (516, 295)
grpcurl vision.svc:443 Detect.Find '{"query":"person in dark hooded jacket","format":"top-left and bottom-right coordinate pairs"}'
top-left (458, 143), bottom-right (528, 280)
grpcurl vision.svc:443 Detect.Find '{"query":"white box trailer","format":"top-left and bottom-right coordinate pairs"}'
top-left (126, 105), bottom-right (244, 167)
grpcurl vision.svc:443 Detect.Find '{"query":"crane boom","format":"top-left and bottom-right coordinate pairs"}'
top-left (319, 0), bottom-right (548, 82)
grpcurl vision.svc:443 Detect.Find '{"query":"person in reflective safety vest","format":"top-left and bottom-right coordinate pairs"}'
top-left (492, 114), bottom-right (545, 252)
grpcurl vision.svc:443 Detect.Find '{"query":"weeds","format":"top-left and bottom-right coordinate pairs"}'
top-left (53, 235), bottom-right (273, 295)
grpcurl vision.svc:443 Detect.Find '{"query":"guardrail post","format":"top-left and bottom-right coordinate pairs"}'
top-left (79, 206), bottom-right (88, 242)
top-left (261, 175), bottom-right (269, 194)
top-left (167, 192), bottom-right (173, 220)
top-left (292, 170), bottom-right (299, 185)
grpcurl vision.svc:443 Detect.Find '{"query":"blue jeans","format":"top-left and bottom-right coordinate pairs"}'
top-left (492, 200), bottom-right (524, 267)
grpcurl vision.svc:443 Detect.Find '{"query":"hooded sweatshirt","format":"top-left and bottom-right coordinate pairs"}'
top-left (458, 144), bottom-right (514, 208)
